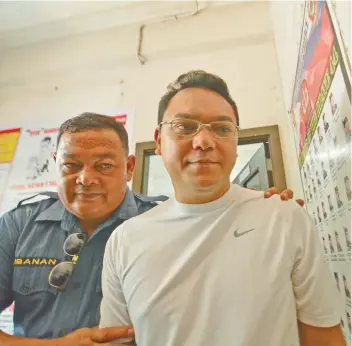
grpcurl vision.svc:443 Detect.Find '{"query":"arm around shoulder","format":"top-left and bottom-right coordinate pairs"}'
top-left (0, 326), bottom-right (134, 346)
top-left (0, 330), bottom-right (59, 346)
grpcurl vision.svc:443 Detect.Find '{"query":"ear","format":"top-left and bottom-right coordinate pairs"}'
top-left (154, 128), bottom-right (161, 155)
top-left (126, 155), bottom-right (136, 182)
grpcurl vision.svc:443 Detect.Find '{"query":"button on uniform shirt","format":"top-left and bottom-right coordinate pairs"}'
top-left (0, 189), bottom-right (166, 339)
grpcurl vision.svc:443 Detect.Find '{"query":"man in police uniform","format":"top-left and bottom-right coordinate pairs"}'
top-left (0, 113), bottom-right (299, 345)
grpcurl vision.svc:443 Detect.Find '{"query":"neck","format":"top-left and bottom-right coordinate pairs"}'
top-left (175, 182), bottom-right (230, 204)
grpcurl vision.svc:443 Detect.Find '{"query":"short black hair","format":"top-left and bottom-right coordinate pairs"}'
top-left (157, 70), bottom-right (239, 126)
top-left (57, 112), bottom-right (129, 154)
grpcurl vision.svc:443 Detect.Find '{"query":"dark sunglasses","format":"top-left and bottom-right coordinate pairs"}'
top-left (48, 233), bottom-right (87, 290)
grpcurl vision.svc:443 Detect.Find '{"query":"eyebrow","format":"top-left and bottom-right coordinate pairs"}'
top-left (61, 153), bottom-right (118, 160)
top-left (62, 153), bottom-right (78, 160)
top-left (172, 113), bottom-right (235, 123)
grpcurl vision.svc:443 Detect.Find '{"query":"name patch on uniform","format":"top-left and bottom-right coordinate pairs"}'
top-left (13, 257), bottom-right (59, 266)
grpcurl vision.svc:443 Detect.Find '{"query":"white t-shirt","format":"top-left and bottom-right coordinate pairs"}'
top-left (100, 184), bottom-right (342, 346)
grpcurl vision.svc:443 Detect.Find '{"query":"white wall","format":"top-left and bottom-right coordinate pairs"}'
top-left (0, 1), bottom-right (302, 195)
top-left (268, 0), bottom-right (306, 198)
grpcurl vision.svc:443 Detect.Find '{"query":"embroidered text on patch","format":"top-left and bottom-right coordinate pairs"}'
top-left (13, 257), bottom-right (59, 266)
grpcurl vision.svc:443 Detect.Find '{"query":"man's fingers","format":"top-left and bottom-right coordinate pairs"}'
top-left (264, 187), bottom-right (280, 197)
top-left (92, 326), bottom-right (134, 342)
top-left (296, 198), bottom-right (305, 207)
top-left (263, 187), bottom-right (304, 206)
top-left (280, 188), bottom-right (293, 201)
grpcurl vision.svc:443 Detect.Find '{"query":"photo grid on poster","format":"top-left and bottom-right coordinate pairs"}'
top-left (290, 0), bottom-right (351, 342)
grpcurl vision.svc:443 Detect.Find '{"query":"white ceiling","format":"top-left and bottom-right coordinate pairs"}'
top-left (0, 2), bottom-right (126, 31)
top-left (0, 1), bottom-right (232, 50)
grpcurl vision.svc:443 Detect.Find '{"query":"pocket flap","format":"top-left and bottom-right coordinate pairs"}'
top-left (13, 267), bottom-right (58, 296)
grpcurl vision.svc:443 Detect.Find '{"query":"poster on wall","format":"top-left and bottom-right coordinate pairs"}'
top-left (0, 126), bottom-right (58, 213)
top-left (290, 0), bottom-right (351, 342)
top-left (0, 128), bottom-right (21, 204)
top-left (102, 110), bottom-right (135, 154)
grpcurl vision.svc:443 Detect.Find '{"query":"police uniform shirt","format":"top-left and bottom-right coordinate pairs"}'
top-left (0, 188), bottom-right (166, 339)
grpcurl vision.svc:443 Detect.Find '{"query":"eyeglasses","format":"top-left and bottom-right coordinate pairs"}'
top-left (159, 118), bottom-right (239, 139)
top-left (48, 233), bottom-right (86, 290)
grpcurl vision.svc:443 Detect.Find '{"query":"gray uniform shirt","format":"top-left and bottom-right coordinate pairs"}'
top-left (0, 188), bottom-right (166, 339)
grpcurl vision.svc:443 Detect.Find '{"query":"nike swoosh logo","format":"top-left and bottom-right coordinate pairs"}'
top-left (234, 228), bottom-right (256, 238)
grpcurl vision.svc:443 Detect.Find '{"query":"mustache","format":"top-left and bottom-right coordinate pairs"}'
top-left (74, 190), bottom-right (104, 194)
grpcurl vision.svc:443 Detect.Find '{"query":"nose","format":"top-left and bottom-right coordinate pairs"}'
top-left (192, 125), bottom-right (216, 151)
top-left (76, 167), bottom-right (99, 186)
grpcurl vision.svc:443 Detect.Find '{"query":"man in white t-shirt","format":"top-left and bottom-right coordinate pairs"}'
top-left (100, 70), bottom-right (345, 346)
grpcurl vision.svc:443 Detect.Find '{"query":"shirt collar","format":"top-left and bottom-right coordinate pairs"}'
top-left (35, 187), bottom-right (139, 232)
top-left (35, 199), bottom-right (65, 222)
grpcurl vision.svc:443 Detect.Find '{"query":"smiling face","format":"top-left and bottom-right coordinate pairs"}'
top-left (155, 88), bottom-right (238, 203)
top-left (55, 129), bottom-right (135, 225)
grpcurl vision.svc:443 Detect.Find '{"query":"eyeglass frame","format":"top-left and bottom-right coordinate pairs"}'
top-left (48, 232), bottom-right (86, 290)
top-left (158, 118), bottom-right (240, 139)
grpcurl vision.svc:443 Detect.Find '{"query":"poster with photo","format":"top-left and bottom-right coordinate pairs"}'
top-left (0, 126), bottom-right (59, 213)
top-left (290, 0), bottom-right (351, 342)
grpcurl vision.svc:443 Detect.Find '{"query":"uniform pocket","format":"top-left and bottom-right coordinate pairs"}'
top-left (13, 266), bottom-right (59, 295)
top-left (12, 266), bottom-right (58, 327)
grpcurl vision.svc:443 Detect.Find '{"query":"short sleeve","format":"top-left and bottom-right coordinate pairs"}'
top-left (0, 212), bottom-right (20, 312)
top-left (100, 224), bottom-right (133, 343)
top-left (291, 206), bottom-right (343, 327)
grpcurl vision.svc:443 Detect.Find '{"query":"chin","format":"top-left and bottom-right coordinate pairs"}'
top-left (190, 173), bottom-right (231, 190)
top-left (73, 206), bottom-right (103, 219)
top-left (192, 178), bottom-right (220, 190)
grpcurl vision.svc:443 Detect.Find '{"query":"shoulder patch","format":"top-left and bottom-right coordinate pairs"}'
top-left (16, 191), bottom-right (59, 208)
